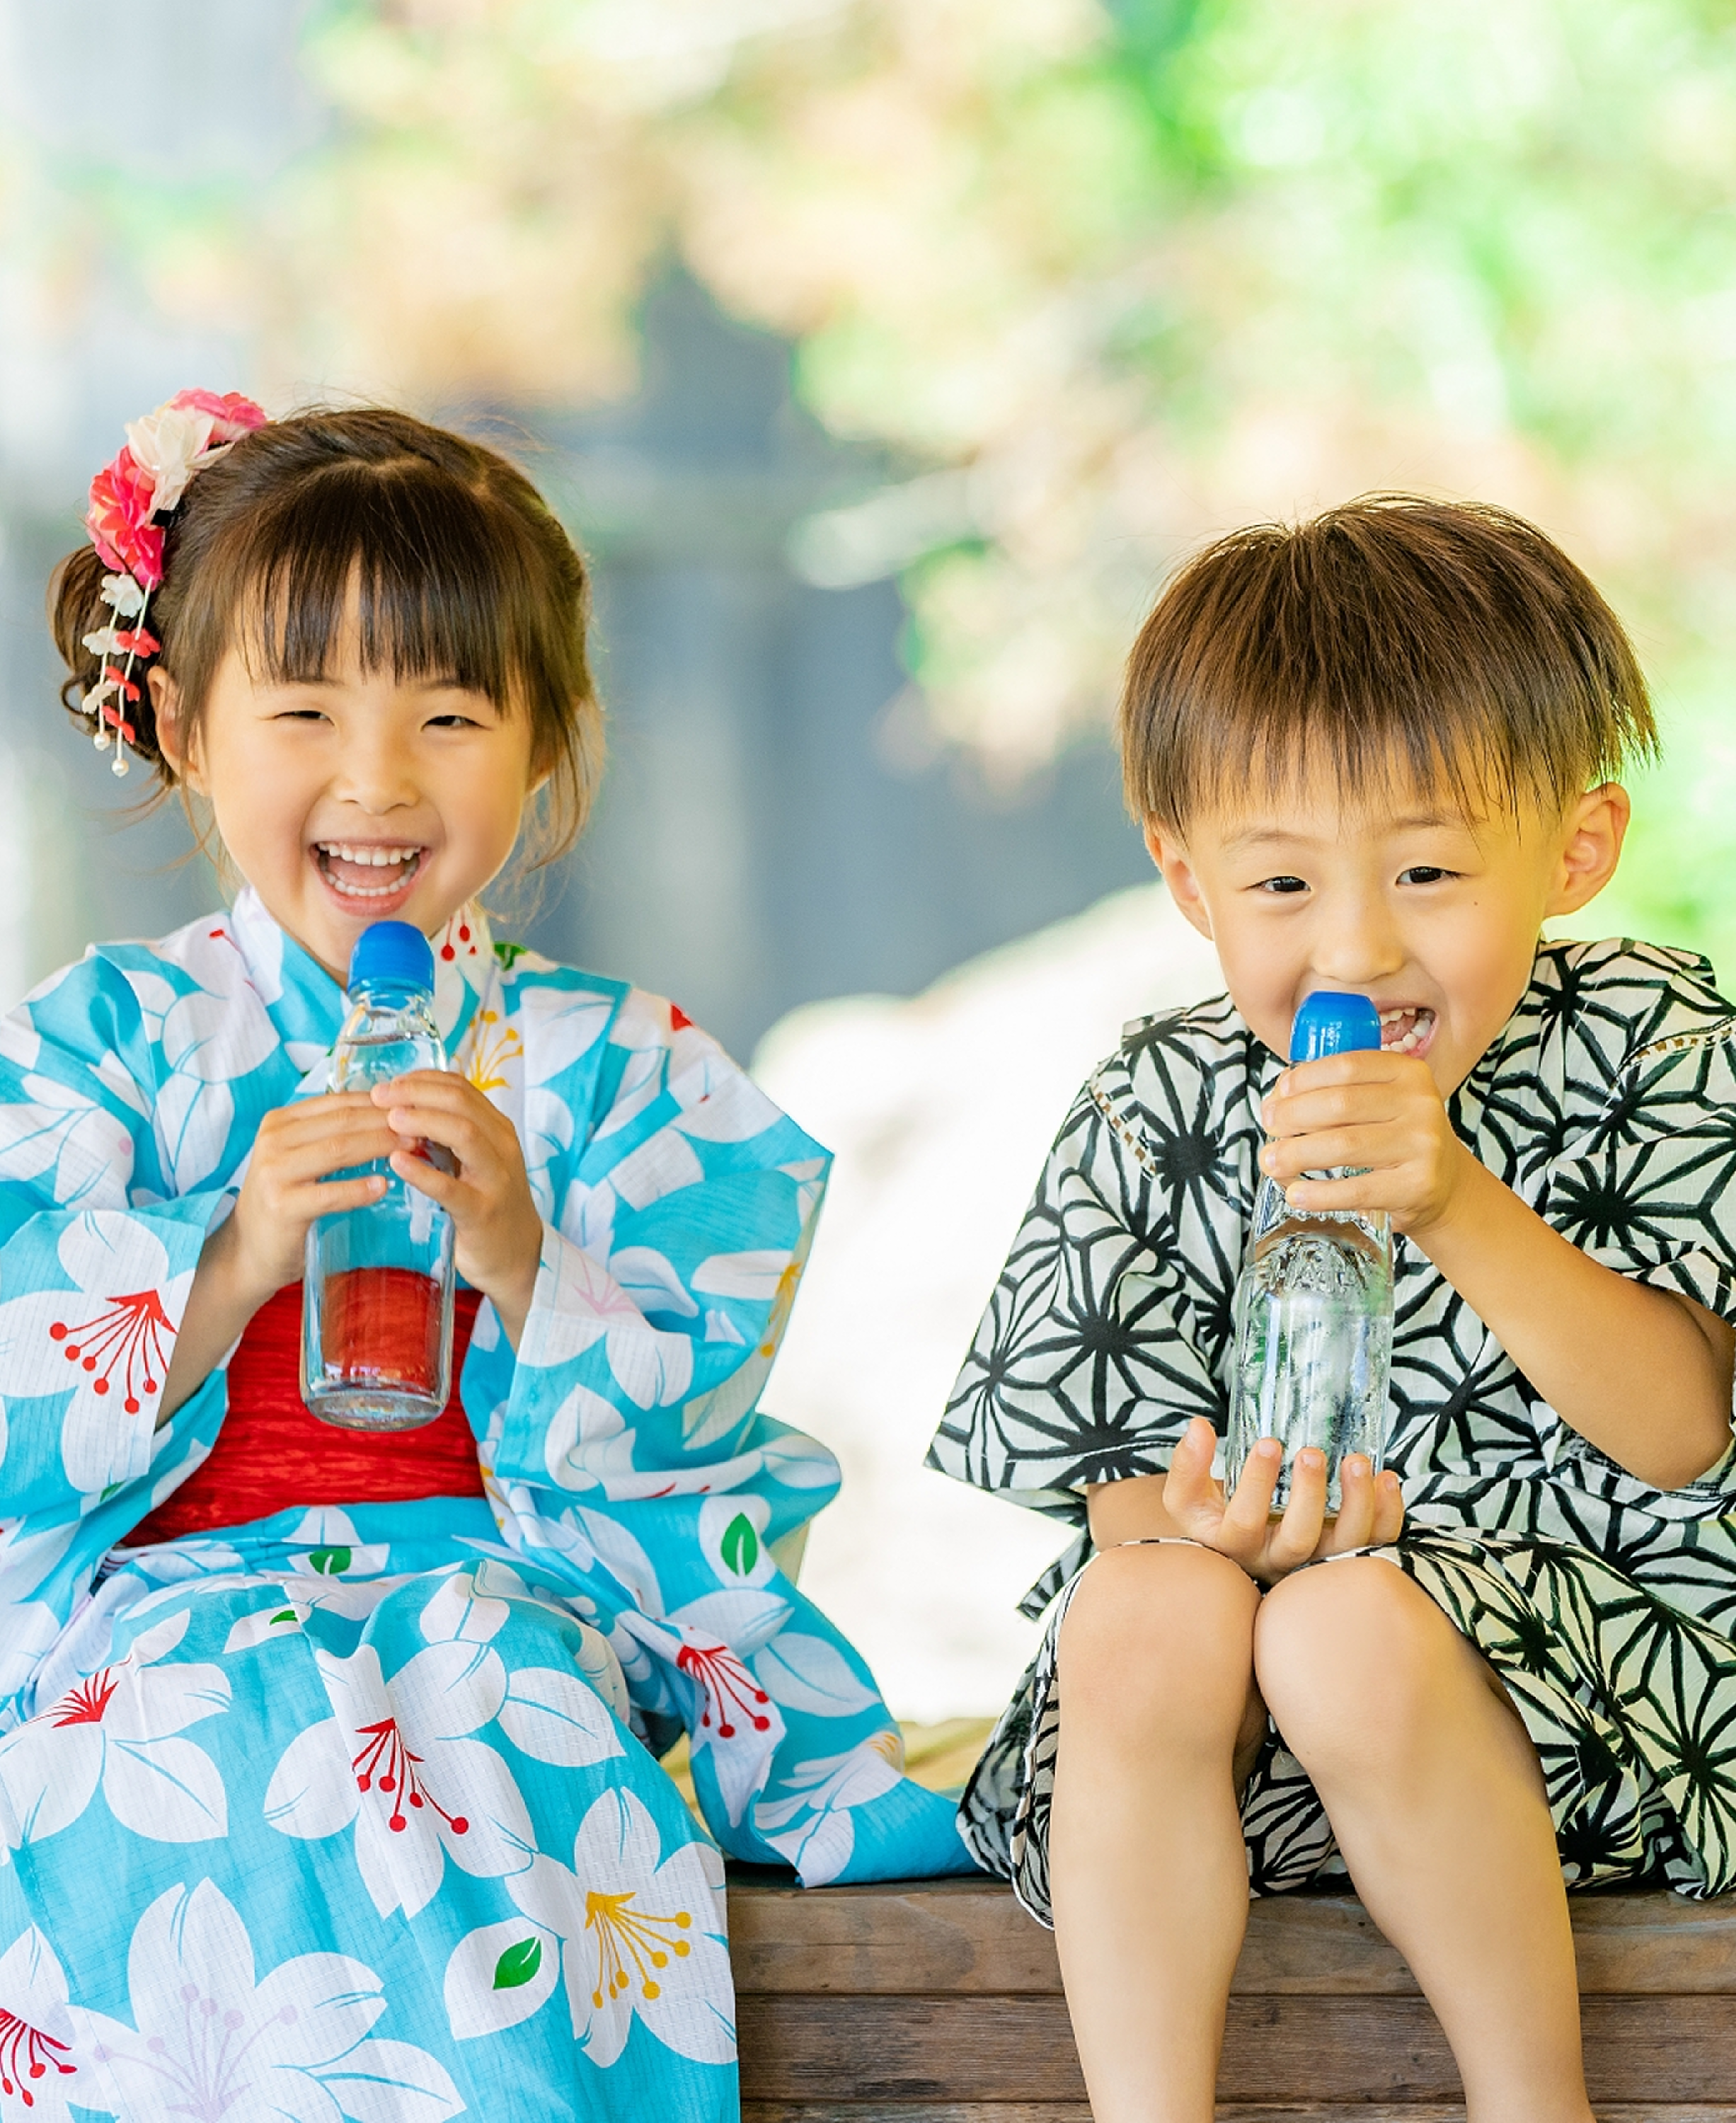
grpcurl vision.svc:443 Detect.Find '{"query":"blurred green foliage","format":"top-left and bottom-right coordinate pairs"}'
top-left (20, 0), bottom-right (1736, 968)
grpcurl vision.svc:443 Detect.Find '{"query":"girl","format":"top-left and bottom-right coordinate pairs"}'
top-left (931, 497), bottom-right (1736, 2123)
top-left (0, 394), bottom-right (970, 2123)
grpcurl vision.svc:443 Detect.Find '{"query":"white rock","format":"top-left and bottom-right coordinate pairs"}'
top-left (752, 884), bottom-right (1223, 1722)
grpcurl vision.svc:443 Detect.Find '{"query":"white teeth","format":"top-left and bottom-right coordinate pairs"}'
top-left (316, 842), bottom-right (420, 867)
top-left (1378, 1006), bottom-right (1435, 1055)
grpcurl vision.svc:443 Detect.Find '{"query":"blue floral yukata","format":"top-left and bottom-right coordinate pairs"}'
top-left (0, 887), bottom-right (972, 2123)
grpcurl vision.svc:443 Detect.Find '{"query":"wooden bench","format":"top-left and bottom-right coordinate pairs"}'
top-left (728, 1870), bottom-right (1736, 2121)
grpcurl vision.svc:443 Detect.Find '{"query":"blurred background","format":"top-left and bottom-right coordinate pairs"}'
top-left (4, 0), bottom-right (1736, 1722)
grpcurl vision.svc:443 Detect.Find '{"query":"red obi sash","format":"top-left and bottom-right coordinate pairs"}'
top-left (127, 1282), bottom-right (486, 1546)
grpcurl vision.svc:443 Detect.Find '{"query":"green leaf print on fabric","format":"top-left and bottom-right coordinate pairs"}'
top-left (492, 1937), bottom-right (543, 1990)
top-left (719, 1513), bottom-right (759, 1577)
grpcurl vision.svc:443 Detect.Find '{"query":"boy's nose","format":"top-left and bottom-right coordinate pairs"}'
top-left (1310, 907), bottom-right (1407, 989)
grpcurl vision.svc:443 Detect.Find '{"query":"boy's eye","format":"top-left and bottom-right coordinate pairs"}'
top-left (1255, 875), bottom-right (1309, 895)
top-left (1398, 865), bottom-right (1452, 885)
top-left (425, 714), bottom-right (483, 730)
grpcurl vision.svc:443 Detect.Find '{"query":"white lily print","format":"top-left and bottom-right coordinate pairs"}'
top-left (0, 1071), bottom-right (134, 1211)
top-left (752, 1731), bottom-right (906, 1886)
top-left (444, 1788), bottom-right (733, 2066)
top-left (265, 1570), bottom-right (624, 1918)
top-left (0, 1926), bottom-right (80, 2122)
top-left (519, 1223), bottom-right (697, 1410)
top-left (0, 1609), bottom-right (229, 1846)
top-left (67, 1880), bottom-right (462, 2123)
top-left (0, 1214), bottom-right (190, 1492)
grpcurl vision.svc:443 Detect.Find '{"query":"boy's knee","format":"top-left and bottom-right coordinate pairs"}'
top-left (1059, 1540), bottom-right (1258, 1737)
top-left (1253, 1557), bottom-right (1457, 1769)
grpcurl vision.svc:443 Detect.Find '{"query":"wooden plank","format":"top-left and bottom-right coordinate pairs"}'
top-left (737, 1991), bottom-right (1736, 2107)
top-left (727, 1875), bottom-right (1736, 1998)
top-left (742, 2108), bottom-right (1736, 2122)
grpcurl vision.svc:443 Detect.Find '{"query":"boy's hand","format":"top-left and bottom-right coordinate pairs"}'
top-left (1260, 1050), bottom-right (1473, 1238)
top-left (226, 1091), bottom-right (400, 1306)
top-left (374, 1072), bottom-right (544, 1347)
top-left (1161, 1415), bottom-right (1405, 1582)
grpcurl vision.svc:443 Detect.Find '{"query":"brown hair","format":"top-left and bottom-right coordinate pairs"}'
top-left (1119, 495), bottom-right (1657, 830)
top-left (50, 407), bottom-right (603, 863)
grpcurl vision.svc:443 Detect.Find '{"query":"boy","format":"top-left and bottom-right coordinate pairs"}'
top-left (930, 498), bottom-right (1736, 2123)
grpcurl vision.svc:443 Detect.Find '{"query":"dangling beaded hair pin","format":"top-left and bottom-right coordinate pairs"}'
top-left (81, 389), bottom-right (267, 776)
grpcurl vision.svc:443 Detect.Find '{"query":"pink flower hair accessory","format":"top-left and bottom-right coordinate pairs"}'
top-left (80, 389), bottom-right (267, 777)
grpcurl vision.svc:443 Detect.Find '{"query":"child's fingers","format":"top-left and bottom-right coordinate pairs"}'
top-left (1160, 1417), bottom-right (1225, 1524)
top-left (1218, 1434), bottom-right (1283, 1548)
top-left (1261, 1125), bottom-right (1412, 1182)
top-left (301, 1173), bottom-right (391, 1214)
top-left (1325, 1454), bottom-right (1376, 1551)
top-left (1264, 1446), bottom-right (1328, 1572)
top-left (389, 1150), bottom-right (467, 1209)
top-left (255, 1117), bottom-right (400, 1187)
top-left (1371, 1468), bottom-right (1406, 1546)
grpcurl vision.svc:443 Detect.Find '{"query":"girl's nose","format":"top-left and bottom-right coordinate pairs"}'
top-left (335, 737), bottom-right (420, 812)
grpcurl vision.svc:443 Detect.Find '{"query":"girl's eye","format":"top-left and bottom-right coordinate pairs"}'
top-left (1398, 865), bottom-right (1452, 885)
top-left (1255, 875), bottom-right (1309, 895)
top-left (275, 709), bottom-right (328, 723)
top-left (425, 714), bottom-right (483, 730)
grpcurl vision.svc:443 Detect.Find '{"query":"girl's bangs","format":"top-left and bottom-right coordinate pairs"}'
top-left (234, 465), bottom-right (520, 706)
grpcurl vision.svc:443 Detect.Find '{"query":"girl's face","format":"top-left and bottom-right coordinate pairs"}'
top-left (1144, 769), bottom-right (1631, 1095)
top-left (155, 624), bottom-right (539, 981)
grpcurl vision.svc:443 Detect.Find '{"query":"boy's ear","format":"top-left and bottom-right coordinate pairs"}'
top-left (1547, 783), bottom-right (1630, 919)
top-left (1143, 820), bottom-right (1214, 940)
top-left (149, 669), bottom-right (203, 792)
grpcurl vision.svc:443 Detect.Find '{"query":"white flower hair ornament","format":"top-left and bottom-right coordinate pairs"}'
top-left (80, 388), bottom-right (267, 777)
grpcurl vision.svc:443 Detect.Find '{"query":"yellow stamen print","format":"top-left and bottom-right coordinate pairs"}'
top-left (585, 1889), bottom-right (694, 2008)
top-left (462, 1009), bottom-right (523, 1094)
top-left (758, 1257), bottom-right (803, 1358)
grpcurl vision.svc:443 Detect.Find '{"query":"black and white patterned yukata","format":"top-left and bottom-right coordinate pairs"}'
top-left (929, 939), bottom-right (1736, 1926)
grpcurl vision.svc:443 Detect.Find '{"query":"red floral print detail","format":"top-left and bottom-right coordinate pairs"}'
top-left (676, 1640), bottom-right (771, 1739)
top-left (457, 924), bottom-right (471, 943)
top-left (49, 1289), bottom-right (173, 1415)
top-left (47, 1667), bottom-right (122, 1727)
top-left (0, 2008), bottom-right (76, 2108)
top-left (669, 1004), bottom-right (692, 1031)
top-left (440, 943), bottom-right (456, 962)
top-left (352, 1718), bottom-right (469, 1837)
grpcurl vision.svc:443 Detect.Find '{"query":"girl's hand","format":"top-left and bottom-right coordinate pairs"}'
top-left (1260, 1050), bottom-right (1473, 1239)
top-left (374, 1072), bottom-right (544, 1347)
top-left (1161, 1416), bottom-right (1405, 1582)
top-left (227, 1091), bottom-right (400, 1306)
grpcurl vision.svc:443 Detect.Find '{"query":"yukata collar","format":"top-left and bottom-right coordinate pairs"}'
top-left (226, 886), bottom-right (497, 1062)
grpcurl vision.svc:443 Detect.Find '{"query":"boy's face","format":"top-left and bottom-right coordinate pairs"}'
top-left (1145, 772), bottom-right (1631, 1095)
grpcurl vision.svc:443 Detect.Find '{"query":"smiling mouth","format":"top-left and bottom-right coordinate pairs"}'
top-left (1379, 1006), bottom-right (1437, 1056)
top-left (313, 841), bottom-right (425, 902)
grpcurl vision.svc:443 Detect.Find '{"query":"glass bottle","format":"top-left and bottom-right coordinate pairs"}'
top-left (1227, 991), bottom-right (1394, 1509)
top-left (301, 921), bottom-right (456, 1431)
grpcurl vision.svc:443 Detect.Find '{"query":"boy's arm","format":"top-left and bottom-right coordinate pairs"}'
top-left (1401, 1152), bottom-right (1732, 1488)
top-left (1265, 1051), bottom-right (1735, 1491)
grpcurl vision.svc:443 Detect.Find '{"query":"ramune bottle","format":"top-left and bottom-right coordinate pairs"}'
top-left (1227, 990), bottom-right (1393, 1509)
top-left (302, 920), bottom-right (456, 1432)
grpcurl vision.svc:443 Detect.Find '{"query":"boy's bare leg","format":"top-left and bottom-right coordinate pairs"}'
top-left (1050, 1543), bottom-right (1266, 2123)
top-left (1255, 1558), bottom-right (1594, 2123)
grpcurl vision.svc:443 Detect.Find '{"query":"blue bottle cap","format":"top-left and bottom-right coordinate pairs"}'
top-left (347, 920), bottom-right (435, 996)
top-left (1289, 990), bottom-right (1382, 1063)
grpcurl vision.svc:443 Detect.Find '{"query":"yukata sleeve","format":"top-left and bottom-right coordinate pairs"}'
top-left (0, 956), bottom-right (229, 1521)
top-left (1546, 1013), bottom-right (1736, 1410)
top-left (468, 986), bottom-right (828, 1495)
top-left (928, 1049), bottom-right (1244, 1578)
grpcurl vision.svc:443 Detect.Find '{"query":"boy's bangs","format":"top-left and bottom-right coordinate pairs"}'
top-left (236, 464), bottom-right (520, 705)
top-left (1122, 500), bottom-right (1657, 832)
top-left (1178, 685), bottom-right (1531, 829)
